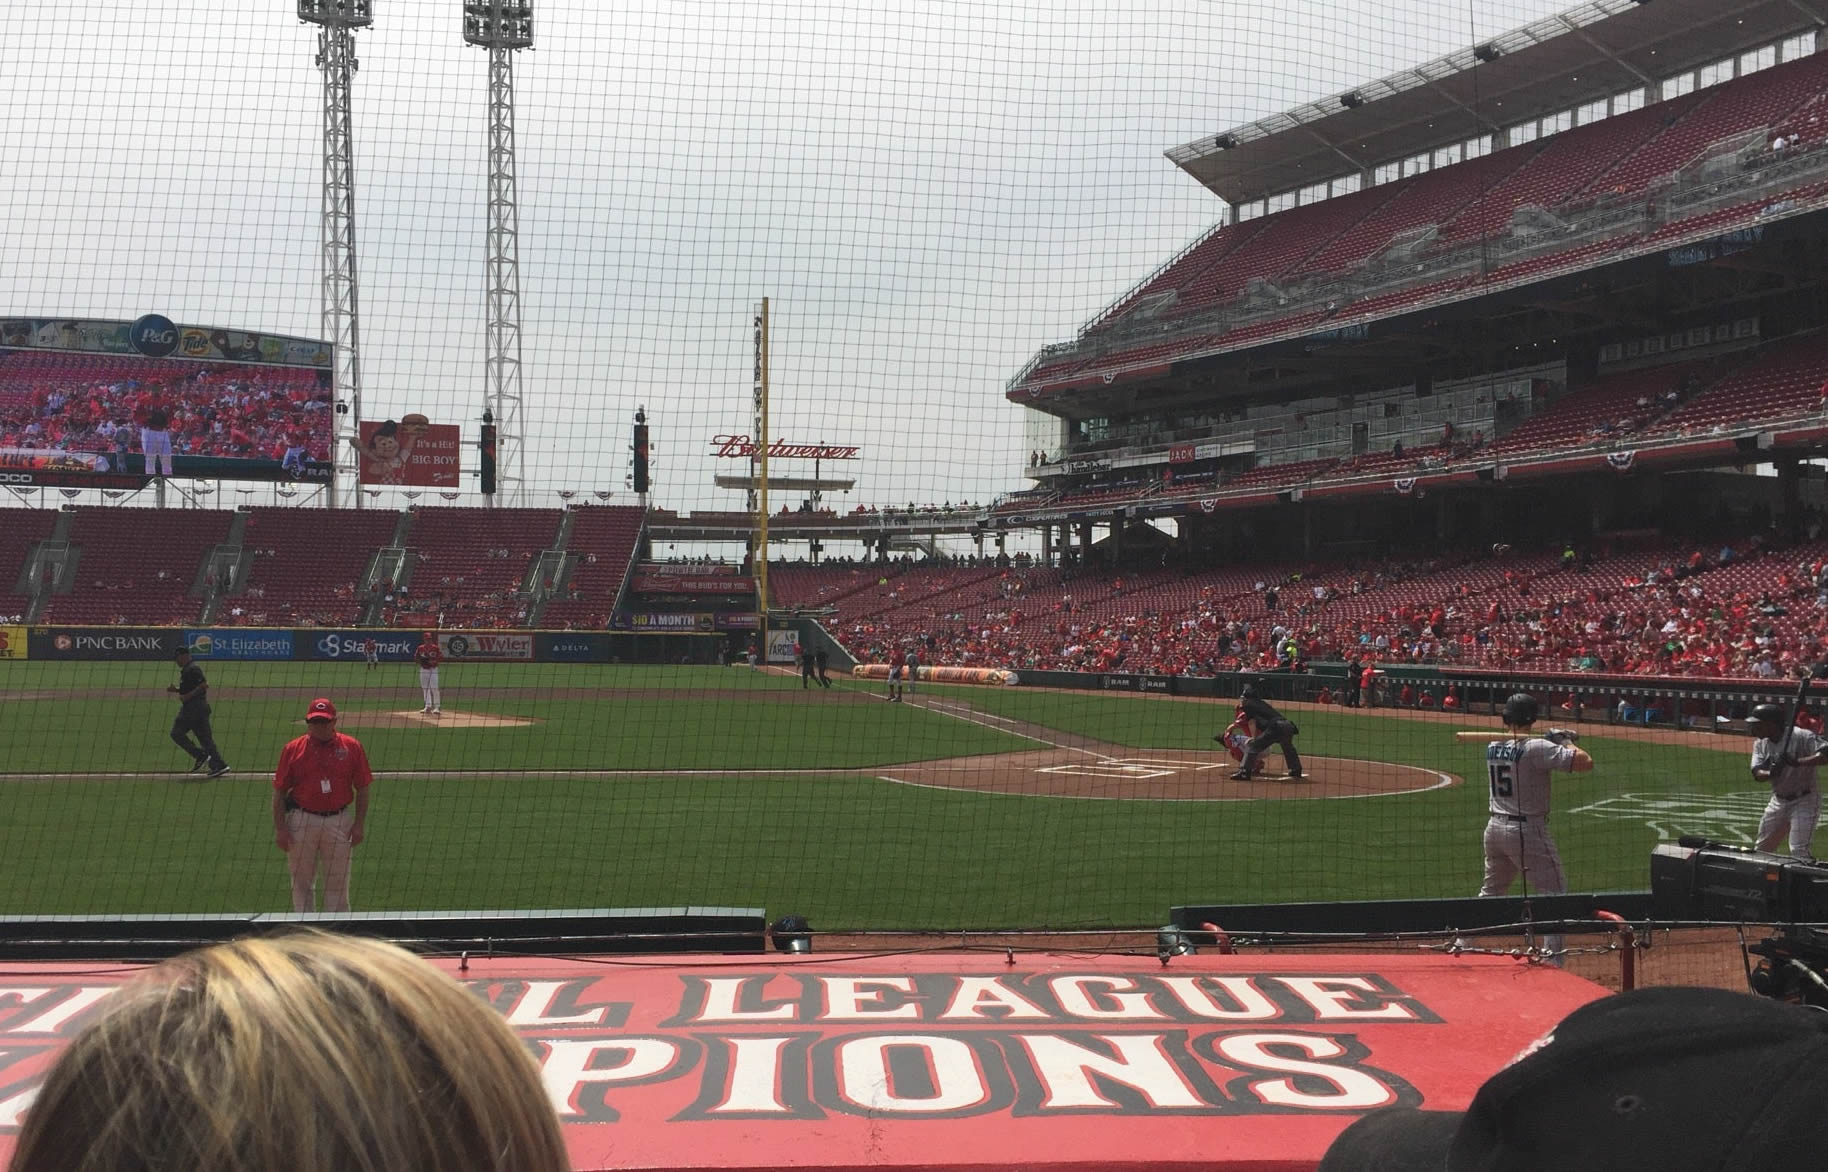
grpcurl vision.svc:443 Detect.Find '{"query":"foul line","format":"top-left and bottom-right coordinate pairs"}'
top-left (904, 697), bottom-right (1113, 760)
top-left (873, 768), bottom-right (1459, 803)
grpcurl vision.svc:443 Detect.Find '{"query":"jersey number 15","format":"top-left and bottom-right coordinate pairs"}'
top-left (1489, 762), bottom-right (1514, 799)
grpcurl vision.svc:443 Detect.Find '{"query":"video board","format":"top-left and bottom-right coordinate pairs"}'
top-left (0, 314), bottom-right (336, 486)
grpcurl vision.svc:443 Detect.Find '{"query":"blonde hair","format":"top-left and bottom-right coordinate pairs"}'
top-left (11, 930), bottom-right (570, 1172)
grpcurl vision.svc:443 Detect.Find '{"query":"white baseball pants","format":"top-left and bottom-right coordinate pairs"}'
top-left (140, 428), bottom-right (174, 476)
top-left (419, 667), bottom-right (440, 710)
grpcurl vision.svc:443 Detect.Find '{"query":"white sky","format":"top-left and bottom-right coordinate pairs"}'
top-left (1, 0), bottom-right (1577, 513)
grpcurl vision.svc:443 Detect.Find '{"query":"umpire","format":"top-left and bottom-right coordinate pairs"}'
top-left (1229, 678), bottom-right (1303, 781)
top-left (168, 646), bottom-right (229, 778)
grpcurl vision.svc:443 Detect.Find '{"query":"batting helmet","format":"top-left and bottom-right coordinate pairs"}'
top-left (1502, 692), bottom-right (1541, 728)
top-left (1750, 703), bottom-right (1787, 729)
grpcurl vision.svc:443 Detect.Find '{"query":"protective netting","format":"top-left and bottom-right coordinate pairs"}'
top-left (2, 1), bottom-right (1825, 935)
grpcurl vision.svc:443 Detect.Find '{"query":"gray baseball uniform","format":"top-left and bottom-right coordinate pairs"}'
top-left (1481, 735), bottom-right (1578, 961)
top-left (1752, 728), bottom-right (1824, 858)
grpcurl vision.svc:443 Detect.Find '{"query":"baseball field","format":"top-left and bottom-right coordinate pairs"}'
top-left (0, 660), bottom-right (1766, 927)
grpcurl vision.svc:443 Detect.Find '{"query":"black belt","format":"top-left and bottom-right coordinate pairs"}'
top-left (1497, 813), bottom-right (1531, 822)
top-left (289, 802), bottom-right (349, 817)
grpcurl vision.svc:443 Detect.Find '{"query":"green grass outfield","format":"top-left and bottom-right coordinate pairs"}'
top-left (0, 662), bottom-right (1766, 927)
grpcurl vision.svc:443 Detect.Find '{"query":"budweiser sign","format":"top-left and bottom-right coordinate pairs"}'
top-left (711, 435), bottom-right (860, 460)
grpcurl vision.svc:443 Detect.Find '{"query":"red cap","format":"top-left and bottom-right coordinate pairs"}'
top-left (304, 697), bottom-right (337, 722)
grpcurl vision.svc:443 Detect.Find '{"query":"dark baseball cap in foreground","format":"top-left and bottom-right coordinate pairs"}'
top-left (1318, 986), bottom-right (1828, 1172)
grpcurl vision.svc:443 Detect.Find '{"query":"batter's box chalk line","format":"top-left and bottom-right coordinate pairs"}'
top-left (1037, 761), bottom-right (1179, 779)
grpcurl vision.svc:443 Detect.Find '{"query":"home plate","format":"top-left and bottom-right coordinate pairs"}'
top-left (297, 710), bottom-right (538, 729)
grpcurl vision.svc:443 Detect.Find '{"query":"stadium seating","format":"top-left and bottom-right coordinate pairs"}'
top-left (1188, 185), bottom-right (1402, 306)
top-left (1488, 362), bottom-right (1706, 457)
top-left (1584, 54), bottom-right (1828, 198)
top-left (42, 508), bottom-right (233, 625)
top-left (540, 505), bottom-right (645, 630)
top-left (823, 534), bottom-right (1828, 683)
top-left (1645, 332), bottom-right (1828, 437)
top-left (1435, 99), bottom-right (1698, 247)
top-left (0, 508), bottom-right (60, 620)
top-left (394, 508), bottom-right (564, 629)
top-left (1020, 52), bottom-right (1828, 401)
top-left (1303, 153), bottom-right (1533, 276)
top-left (229, 507), bottom-right (402, 628)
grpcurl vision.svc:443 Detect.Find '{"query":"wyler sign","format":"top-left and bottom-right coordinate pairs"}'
top-left (0, 953), bottom-right (1603, 1171)
top-left (710, 435), bottom-right (860, 460)
top-left (438, 631), bottom-right (533, 660)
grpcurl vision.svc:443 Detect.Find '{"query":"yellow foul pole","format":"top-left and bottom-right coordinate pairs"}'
top-left (756, 297), bottom-right (771, 652)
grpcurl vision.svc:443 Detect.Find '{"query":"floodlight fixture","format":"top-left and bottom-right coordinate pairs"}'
top-left (1214, 133), bottom-right (1239, 150)
top-left (1340, 91), bottom-right (1366, 110)
top-left (298, 0), bottom-right (372, 28)
top-left (464, 1), bottom-right (533, 49)
top-left (1474, 43), bottom-right (1501, 63)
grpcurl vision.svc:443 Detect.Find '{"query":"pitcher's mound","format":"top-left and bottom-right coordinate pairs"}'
top-left (298, 710), bottom-right (539, 729)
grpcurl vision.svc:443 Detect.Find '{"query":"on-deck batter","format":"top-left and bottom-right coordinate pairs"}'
top-left (1748, 702), bottom-right (1825, 858)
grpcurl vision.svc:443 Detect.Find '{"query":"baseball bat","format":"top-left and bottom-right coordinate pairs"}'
top-left (1773, 662), bottom-right (1826, 767)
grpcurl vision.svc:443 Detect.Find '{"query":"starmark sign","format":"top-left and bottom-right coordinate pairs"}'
top-left (711, 435), bottom-right (861, 460)
top-left (0, 953), bottom-right (1602, 1171)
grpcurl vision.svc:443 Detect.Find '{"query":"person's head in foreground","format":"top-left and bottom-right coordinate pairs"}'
top-left (1319, 985), bottom-right (1828, 1172)
top-left (10, 930), bottom-right (570, 1172)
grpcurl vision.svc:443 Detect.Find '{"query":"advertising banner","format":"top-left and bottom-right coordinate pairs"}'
top-left (537, 632), bottom-right (606, 663)
top-left (309, 630), bottom-right (420, 662)
top-left (0, 951), bottom-right (1603, 1171)
top-left (615, 613), bottom-right (716, 632)
top-left (438, 631), bottom-right (534, 661)
top-left (766, 628), bottom-right (798, 663)
top-left (354, 416), bottom-right (462, 487)
top-left (631, 572), bottom-right (756, 595)
top-left (27, 627), bottom-right (177, 660)
top-left (181, 629), bottom-right (294, 661)
top-left (0, 625), bottom-right (25, 660)
top-left (716, 612), bottom-right (759, 630)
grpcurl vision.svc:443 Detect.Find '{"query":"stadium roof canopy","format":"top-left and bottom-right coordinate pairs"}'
top-left (1169, 0), bottom-right (1820, 207)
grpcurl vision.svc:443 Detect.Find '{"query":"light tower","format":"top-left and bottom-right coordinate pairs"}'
top-left (463, 2), bottom-right (532, 507)
top-left (297, 0), bottom-right (372, 510)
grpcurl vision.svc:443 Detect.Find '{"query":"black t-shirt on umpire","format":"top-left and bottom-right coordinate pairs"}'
top-left (178, 663), bottom-right (209, 712)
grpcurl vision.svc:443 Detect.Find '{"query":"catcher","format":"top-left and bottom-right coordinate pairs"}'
top-left (1214, 705), bottom-right (1254, 764)
top-left (1478, 693), bottom-right (1593, 963)
top-left (1748, 702), bottom-right (1825, 858)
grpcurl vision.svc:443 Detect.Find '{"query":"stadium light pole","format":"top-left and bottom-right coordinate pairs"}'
top-left (297, 0), bottom-right (373, 512)
top-left (463, 2), bottom-right (532, 508)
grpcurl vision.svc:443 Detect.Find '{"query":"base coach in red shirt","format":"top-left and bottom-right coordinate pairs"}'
top-left (272, 698), bottom-right (373, 913)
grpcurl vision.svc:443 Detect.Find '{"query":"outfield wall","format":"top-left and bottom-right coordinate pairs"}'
top-left (21, 622), bottom-right (1807, 727)
top-left (17, 625), bottom-right (727, 666)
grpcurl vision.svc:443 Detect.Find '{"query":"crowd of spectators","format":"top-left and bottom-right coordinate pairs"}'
top-left (812, 528), bottom-right (1828, 684)
top-left (0, 360), bottom-right (333, 471)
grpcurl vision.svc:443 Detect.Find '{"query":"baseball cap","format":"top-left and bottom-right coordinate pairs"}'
top-left (1318, 986), bottom-right (1828, 1172)
top-left (303, 698), bottom-right (337, 723)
